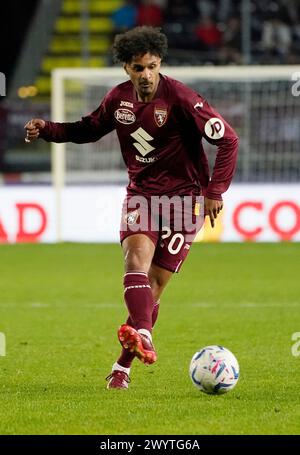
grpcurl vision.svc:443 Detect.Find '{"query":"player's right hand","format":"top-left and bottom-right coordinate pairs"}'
top-left (24, 118), bottom-right (46, 143)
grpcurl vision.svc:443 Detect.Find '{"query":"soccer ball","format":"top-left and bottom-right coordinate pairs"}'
top-left (189, 345), bottom-right (239, 394)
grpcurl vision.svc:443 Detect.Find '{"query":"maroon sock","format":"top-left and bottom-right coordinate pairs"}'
top-left (123, 272), bottom-right (154, 332)
top-left (117, 301), bottom-right (160, 368)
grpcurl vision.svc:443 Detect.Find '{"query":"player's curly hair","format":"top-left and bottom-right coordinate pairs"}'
top-left (112, 26), bottom-right (168, 63)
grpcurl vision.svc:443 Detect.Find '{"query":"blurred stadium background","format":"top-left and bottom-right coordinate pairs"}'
top-left (0, 0), bottom-right (300, 243)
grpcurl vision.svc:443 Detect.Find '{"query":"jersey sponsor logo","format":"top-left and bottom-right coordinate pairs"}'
top-left (124, 209), bottom-right (139, 225)
top-left (204, 117), bottom-right (225, 139)
top-left (114, 108), bottom-right (136, 124)
top-left (194, 101), bottom-right (203, 110)
top-left (154, 107), bottom-right (167, 127)
top-left (135, 155), bottom-right (157, 163)
top-left (120, 100), bottom-right (134, 108)
top-left (130, 127), bottom-right (155, 156)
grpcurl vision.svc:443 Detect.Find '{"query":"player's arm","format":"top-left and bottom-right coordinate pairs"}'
top-left (199, 100), bottom-right (239, 201)
top-left (181, 93), bottom-right (239, 227)
top-left (201, 102), bottom-right (238, 227)
top-left (24, 95), bottom-right (114, 144)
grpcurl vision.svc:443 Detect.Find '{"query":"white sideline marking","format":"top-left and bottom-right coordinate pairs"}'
top-left (30, 303), bottom-right (50, 308)
top-left (0, 302), bottom-right (118, 308)
top-left (0, 332), bottom-right (6, 356)
top-left (1, 301), bottom-right (298, 310)
top-left (85, 303), bottom-right (118, 308)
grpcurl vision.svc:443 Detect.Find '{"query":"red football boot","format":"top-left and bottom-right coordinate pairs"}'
top-left (106, 370), bottom-right (131, 389)
top-left (118, 324), bottom-right (157, 365)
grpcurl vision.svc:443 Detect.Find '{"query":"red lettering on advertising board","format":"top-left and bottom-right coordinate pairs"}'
top-left (16, 203), bottom-right (47, 242)
top-left (233, 202), bottom-right (263, 240)
top-left (269, 201), bottom-right (300, 241)
top-left (0, 220), bottom-right (8, 243)
top-left (233, 200), bottom-right (300, 241)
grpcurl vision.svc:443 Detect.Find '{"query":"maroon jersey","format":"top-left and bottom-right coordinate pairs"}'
top-left (40, 74), bottom-right (238, 199)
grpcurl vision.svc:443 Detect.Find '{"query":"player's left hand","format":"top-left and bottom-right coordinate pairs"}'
top-left (204, 198), bottom-right (223, 228)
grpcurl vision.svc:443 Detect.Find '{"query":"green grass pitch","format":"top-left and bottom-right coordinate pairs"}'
top-left (0, 242), bottom-right (300, 435)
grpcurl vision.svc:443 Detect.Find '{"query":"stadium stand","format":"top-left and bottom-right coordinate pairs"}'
top-left (34, 0), bottom-right (123, 99)
top-left (1, 0), bottom-right (300, 178)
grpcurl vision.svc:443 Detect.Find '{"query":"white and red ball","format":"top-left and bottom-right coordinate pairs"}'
top-left (189, 345), bottom-right (239, 394)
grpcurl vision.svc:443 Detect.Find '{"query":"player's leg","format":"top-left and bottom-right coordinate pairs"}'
top-left (107, 251), bottom-right (174, 388)
top-left (122, 233), bottom-right (156, 331)
top-left (111, 224), bottom-right (197, 389)
top-left (148, 262), bottom-right (173, 326)
top-left (107, 193), bottom-right (160, 388)
top-left (115, 263), bottom-right (173, 369)
top-left (118, 233), bottom-right (159, 363)
top-left (120, 195), bottom-right (160, 338)
top-left (122, 258), bottom-right (172, 335)
top-left (107, 233), bottom-right (158, 389)
top-left (148, 263), bottom-right (173, 302)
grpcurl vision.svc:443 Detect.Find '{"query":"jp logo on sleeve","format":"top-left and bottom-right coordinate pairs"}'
top-left (204, 118), bottom-right (225, 139)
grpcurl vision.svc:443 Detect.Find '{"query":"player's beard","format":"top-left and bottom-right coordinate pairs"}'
top-left (139, 82), bottom-right (152, 94)
top-left (137, 86), bottom-right (152, 102)
top-left (138, 80), bottom-right (156, 101)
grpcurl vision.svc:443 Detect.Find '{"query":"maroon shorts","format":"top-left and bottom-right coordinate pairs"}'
top-left (120, 194), bottom-right (204, 273)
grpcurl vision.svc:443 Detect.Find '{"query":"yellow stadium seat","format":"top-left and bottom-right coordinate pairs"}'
top-left (42, 57), bottom-right (105, 73)
top-left (35, 76), bottom-right (51, 95)
top-left (35, 0), bottom-right (116, 98)
top-left (62, 0), bottom-right (123, 14)
top-left (50, 37), bottom-right (110, 54)
top-left (55, 17), bottom-right (113, 33)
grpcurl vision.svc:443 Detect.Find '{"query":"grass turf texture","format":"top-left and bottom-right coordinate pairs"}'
top-left (0, 243), bottom-right (300, 435)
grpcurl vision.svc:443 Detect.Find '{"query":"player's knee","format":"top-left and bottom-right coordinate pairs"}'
top-left (124, 247), bottom-right (151, 272)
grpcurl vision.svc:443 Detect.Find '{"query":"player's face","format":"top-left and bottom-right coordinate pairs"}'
top-left (125, 53), bottom-right (161, 102)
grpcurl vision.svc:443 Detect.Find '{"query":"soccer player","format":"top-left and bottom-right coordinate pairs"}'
top-left (24, 26), bottom-right (239, 390)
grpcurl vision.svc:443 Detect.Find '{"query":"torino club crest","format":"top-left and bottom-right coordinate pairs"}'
top-left (154, 107), bottom-right (167, 127)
